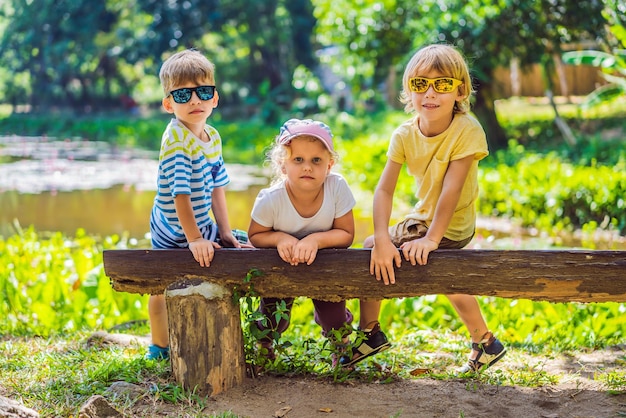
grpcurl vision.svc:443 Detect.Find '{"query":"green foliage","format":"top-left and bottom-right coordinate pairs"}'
top-left (236, 269), bottom-right (349, 376)
top-left (0, 0), bottom-right (127, 111)
top-left (0, 227), bottom-right (147, 336)
top-left (378, 295), bottom-right (626, 350)
top-left (479, 143), bottom-right (626, 236)
top-left (0, 112), bottom-right (276, 162)
top-left (0, 0), bottom-right (317, 119)
top-left (312, 0), bottom-right (425, 112)
top-left (562, 49), bottom-right (626, 110)
top-left (0, 0), bottom-right (617, 144)
top-left (602, 370), bottom-right (626, 394)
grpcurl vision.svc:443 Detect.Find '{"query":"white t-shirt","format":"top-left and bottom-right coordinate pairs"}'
top-left (251, 172), bottom-right (356, 239)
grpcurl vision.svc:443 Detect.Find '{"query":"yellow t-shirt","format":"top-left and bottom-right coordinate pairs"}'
top-left (387, 113), bottom-right (489, 241)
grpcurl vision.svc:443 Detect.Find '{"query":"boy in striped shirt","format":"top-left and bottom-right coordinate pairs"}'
top-left (147, 49), bottom-right (250, 360)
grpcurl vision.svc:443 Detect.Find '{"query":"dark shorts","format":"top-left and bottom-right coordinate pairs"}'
top-left (388, 218), bottom-right (473, 249)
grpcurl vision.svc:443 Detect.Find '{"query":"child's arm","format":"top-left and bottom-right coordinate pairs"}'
top-left (174, 194), bottom-right (220, 267)
top-left (211, 186), bottom-right (253, 248)
top-left (248, 211), bottom-right (354, 266)
top-left (370, 160), bottom-right (403, 285)
top-left (248, 219), bottom-right (299, 264)
top-left (295, 209), bottom-right (355, 265)
top-left (400, 154), bottom-right (474, 266)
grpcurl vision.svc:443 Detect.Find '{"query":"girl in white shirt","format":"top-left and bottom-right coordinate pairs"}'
top-left (248, 119), bottom-right (355, 367)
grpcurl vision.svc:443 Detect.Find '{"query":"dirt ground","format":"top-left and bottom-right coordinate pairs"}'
top-left (130, 346), bottom-right (626, 418)
top-left (3, 333), bottom-right (626, 417)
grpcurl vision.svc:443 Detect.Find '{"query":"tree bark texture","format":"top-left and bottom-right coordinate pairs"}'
top-left (165, 279), bottom-right (245, 396)
top-left (104, 248), bottom-right (626, 303)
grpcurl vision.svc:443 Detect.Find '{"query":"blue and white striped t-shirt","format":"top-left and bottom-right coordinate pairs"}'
top-left (150, 118), bottom-right (229, 248)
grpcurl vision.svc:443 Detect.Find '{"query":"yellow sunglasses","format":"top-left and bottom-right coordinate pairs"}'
top-left (408, 77), bottom-right (463, 93)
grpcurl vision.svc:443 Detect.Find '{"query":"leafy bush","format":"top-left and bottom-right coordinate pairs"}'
top-left (0, 227), bottom-right (147, 337)
top-left (0, 113), bottom-right (168, 149)
top-left (480, 142), bottom-right (626, 235)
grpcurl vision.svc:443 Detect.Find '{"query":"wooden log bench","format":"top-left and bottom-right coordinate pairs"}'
top-left (102, 248), bottom-right (626, 396)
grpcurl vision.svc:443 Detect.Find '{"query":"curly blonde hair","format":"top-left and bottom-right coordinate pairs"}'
top-left (399, 44), bottom-right (474, 114)
top-left (266, 136), bottom-right (339, 185)
top-left (159, 49), bottom-right (215, 96)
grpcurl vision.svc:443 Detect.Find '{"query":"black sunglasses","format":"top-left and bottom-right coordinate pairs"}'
top-left (168, 85), bottom-right (216, 104)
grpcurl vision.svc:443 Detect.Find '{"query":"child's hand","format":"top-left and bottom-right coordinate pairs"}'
top-left (291, 236), bottom-right (319, 266)
top-left (400, 237), bottom-right (439, 266)
top-left (276, 236), bottom-right (300, 265)
top-left (370, 239), bottom-right (402, 285)
top-left (189, 238), bottom-right (221, 267)
top-left (219, 231), bottom-right (254, 249)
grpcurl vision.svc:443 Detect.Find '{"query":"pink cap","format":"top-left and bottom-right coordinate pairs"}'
top-left (277, 119), bottom-right (334, 152)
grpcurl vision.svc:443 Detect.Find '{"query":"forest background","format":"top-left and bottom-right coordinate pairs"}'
top-left (1, 0), bottom-right (626, 416)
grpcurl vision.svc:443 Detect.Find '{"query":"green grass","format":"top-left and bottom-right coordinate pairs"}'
top-left (495, 95), bottom-right (626, 123)
top-left (0, 331), bottom-right (194, 416)
top-left (2, 314), bottom-right (625, 416)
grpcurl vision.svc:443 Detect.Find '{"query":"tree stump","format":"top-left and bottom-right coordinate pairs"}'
top-left (165, 278), bottom-right (245, 396)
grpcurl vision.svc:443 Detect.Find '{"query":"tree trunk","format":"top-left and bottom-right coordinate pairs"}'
top-left (473, 81), bottom-right (508, 150)
top-left (165, 278), bottom-right (245, 396)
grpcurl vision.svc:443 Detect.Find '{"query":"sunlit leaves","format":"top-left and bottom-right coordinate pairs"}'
top-left (562, 50), bottom-right (617, 68)
top-left (562, 49), bottom-right (626, 110)
top-left (0, 227), bottom-right (148, 336)
top-left (478, 146), bottom-right (626, 236)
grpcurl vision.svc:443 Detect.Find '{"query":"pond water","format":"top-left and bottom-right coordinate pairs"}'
top-left (1, 136), bottom-right (623, 250)
top-left (0, 136), bottom-right (265, 240)
top-left (0, 136), bottom-right (377, 244)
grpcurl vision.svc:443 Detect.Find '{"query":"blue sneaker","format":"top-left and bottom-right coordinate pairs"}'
top-left (146, 344), bottom-right (170, 360)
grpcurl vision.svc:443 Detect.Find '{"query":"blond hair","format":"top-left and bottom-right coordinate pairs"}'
top-left (399, 44), bottom-right (473, 114)
top-left (159, 49), bottom-right (215, 96)
top-left (267, 135), bottom-right (338, 185)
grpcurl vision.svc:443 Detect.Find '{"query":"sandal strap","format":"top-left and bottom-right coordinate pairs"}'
top-left (471, 331), bottom-right (495, 350)
top-left (360, 321), bottom-right (381, 335)
top-left (463, 332), bottom-right (506, 373)
top-left (469, 331), bottom-right (495, 365)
